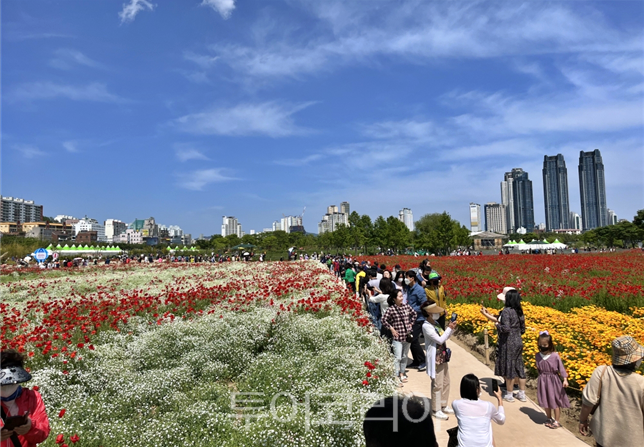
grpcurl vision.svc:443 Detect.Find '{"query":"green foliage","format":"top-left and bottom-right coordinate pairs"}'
top-left (414, 212), bottom-right (471, 254)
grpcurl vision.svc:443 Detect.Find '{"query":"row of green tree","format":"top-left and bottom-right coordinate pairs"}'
top-left (507, 210), bottom-right (644, 249)
top-left (193, 211), bottom-right (471, 255)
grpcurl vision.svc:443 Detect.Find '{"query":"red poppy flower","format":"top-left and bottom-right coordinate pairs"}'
top-left (56, 434), bottom-right (65, 444)
top-left (58, 409), bottom-right (66, 418)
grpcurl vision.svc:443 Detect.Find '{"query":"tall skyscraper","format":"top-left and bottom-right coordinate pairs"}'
top-left (579, 149), bottom-right (608, 230)
top-left (500, 175), bottom-right (515, 233)
top-left (340, 202), bottom-right (350, 215)
top-left (398, 208), bottom-right (414, 231)
top-left (542, 154), bottom-right (570, 231)
top-left (469, 203), bottom-right (481, 232)
top-left (501, 168), bottom-right (534, 233)
top-left (484, 202), bottom-right (507, 234)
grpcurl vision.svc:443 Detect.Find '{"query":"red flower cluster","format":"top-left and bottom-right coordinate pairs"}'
top-left (357, 251), bottom-right (644, 303)
top-left (1, 262), bottom-right (372, 368)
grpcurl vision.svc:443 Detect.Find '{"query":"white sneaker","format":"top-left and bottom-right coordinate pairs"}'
top-left (503, 394), bottom-right (515, 403)
top-left (517, 391), bottom-right (527, 402)
top-left (432, 410), bottom-right (449, 420)
top-left (442, 406), bottom-right (454, 414)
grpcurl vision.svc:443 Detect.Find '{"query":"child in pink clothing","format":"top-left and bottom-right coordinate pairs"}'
top-left (536, 331), bottom-right (570, 429)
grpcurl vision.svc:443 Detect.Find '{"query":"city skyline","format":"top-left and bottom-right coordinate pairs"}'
top-left (2, 2), bottom-right (642, 236)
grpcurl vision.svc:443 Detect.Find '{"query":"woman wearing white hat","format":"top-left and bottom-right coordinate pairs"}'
top-left (421, 301), bottom-right (458, 420)
top-left (579, 336), bottom-right (644, 447)
top-left (480, 287), bottom-right (527, 402)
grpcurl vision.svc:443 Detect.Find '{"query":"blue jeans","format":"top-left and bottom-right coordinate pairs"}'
top-left (392, 340), bottom-right (411, 377)
top-left (368, 301), bottom-right (382, 331)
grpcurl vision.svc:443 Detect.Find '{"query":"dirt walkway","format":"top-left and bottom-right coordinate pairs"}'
top-left (401, 338), bottom-right (588, 447)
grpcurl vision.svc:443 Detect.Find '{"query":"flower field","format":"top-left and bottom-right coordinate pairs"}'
top-left (363, 250), bottom-right (644, 312)
top-left (1, 262), bottom-right (395, 447)
top-left (361, 251), bottom-right (644, 387)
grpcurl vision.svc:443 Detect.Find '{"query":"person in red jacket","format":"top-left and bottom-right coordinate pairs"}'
top-left (1, 350), bottom-right (50, 447)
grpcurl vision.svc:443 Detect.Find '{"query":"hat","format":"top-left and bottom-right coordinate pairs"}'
top-left (497, 286), bottom-right (515, 302)
top-left (612, 336), bottom-right (644, 366)
top-left (422, 303), bottom-right (445, 315)
top-left (0, 365), bottom-right (32, 386)
top-left (428, 272), bottom-right (441, 281)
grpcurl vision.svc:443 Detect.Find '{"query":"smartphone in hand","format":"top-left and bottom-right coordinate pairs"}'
top-left (492, 379), bottom-right (499, 392)
top-left (3, 412), bottom-right (30, 431)
top-left (451, 312), bottom-right (458, 322)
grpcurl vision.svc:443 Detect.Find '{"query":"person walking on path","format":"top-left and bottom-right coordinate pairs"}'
top-left (535, 331), bottom-right (570, 429)
top-left (344, 264), bottom-right (356, 293)
top-left (381, 290), bottom-right (416, 387)
top-left (480, 288), bottom-right (527, 402)
top-left (579, 336), bottom-right (644, 447)
top-left (452, 374), bottom-right (505, 447)
top-left (405, 270), bottom-right (428, 371)
top-left (421, 301), bottom-right (458, 420)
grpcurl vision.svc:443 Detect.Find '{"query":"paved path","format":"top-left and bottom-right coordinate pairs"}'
top-left (401, 338), bottom-right (588, 447)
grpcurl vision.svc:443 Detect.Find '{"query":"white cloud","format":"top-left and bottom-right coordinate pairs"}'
top-left (119, 0), bottom-right (155, 24)
top-left (184, 51), bottom-right (219, 68)
top-left (173, 101), bottom-right (315, 137)
top-left (14, 144), bottom-right (46, 159)
top-left (62, 141), bottom-right (80, 153)
top-left (50, 49), bottom-right (103, 70)
top-left (174, 144), bottom-right (211, 162)
top-left (208, 2), bottom-right (642, 80)
top-left (176, 168), bottom-right (237, 190)
top-left (274, 154), bottom-right (322, 166)
top-left (9, 82), bottom-right (127, 103)
top-left (201, 0), bottom-right (236, 20)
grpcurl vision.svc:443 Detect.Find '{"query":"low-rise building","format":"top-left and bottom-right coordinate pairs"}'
top-left (76, 231), bottom-right (98, 244)
top-left (0, 222), bottom-right (19, 235)
top-left (74, 218), bottom-right (106, 242)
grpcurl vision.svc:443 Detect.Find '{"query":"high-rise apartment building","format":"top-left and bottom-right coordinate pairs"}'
top-left (221, 216), bottom-right (242, 237)
top-left (501, 168), bottom-right (534, 233)
top-left (469, 203), bottom-right (481, 232)
top-left (500, 175), bottom-right (515, 233)
top-left (607, 209), bottom-right (618, 225)
top-left (484, 202), bottom-right (507, 234)
top-left (281, 215), bottom-right (303, 233)
top-left (579, 149), bottom-right (608, 230)
top-left (398, 208), bottom-right (414, 232)
top-left (340, 202), bottom-right (350, 215)
top-left (569, 212), bottom-right (582, 231)
top-left (542, 154), bottom-right (570, 231)
top-left (1, 196), bottom-right (43, 223)
top-left (318, 202), bottom-right (350, 234)
top-left (104, 219), bottom-right (127, 242)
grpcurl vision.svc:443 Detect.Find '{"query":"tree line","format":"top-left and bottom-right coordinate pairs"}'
top-left (194, 211), bottom-right (471, 255)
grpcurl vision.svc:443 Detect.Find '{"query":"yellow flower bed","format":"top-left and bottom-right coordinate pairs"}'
top-left (449, 303), bottom-right (644, 388)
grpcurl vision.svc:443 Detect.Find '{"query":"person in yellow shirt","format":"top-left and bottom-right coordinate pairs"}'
top-left (424, 272), bottom-right (447, 329)
top-left (355, 266), bottom-right (367, 305)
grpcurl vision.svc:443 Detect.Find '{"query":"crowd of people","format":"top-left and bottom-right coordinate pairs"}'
top-left (343, 257), bottom-right (644, 447)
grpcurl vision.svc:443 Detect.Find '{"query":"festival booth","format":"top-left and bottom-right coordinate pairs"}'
top-left (503, 239), bottom-right (568, 252)
top-left (44, 244), bottom-right (123, 256)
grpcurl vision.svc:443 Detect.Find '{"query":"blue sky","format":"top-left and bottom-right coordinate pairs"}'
top-left (2, 0), bottom-right (643, 235)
